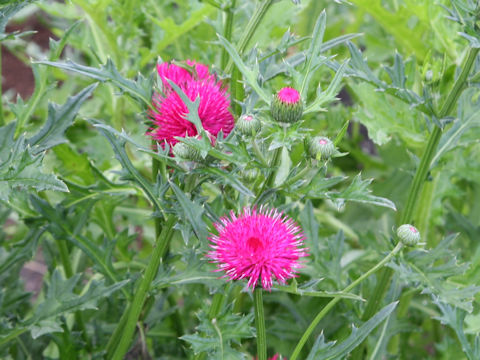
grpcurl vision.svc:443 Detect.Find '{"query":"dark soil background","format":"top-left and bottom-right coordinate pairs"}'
top-left (3, 15), bottom-right (55, 99)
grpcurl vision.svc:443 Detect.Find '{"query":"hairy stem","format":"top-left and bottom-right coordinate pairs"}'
top-left (290, 243), bottom-right (403, 360)
top-left (254, 288), bottom-right (267, 360)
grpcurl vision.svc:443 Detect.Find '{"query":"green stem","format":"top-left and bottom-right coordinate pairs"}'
top-left (221, 0), bottom-right (236, 70)
top-left (110, 215), bottom-right (176, 360)
top-left (224, 0), bottom-right (274, 74)
top-left (0, 45), bottom-right (4, 127)
top-left (258, 146), bottom-right (282, 197)
top-left (254, 288), bottom-right (267, 360)
top-left (251, 139), bottom-right (268, 166)
top-left (353, 47), bottom-right (479, 359)
top-left (290, 243), bottom-right (403, 360)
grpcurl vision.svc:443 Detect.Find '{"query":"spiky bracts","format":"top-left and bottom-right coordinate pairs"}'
top-left (208, 207), bottom-right (308, 291)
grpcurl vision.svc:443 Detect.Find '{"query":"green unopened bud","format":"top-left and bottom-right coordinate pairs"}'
top-left (172, 141), bottom-right (201, 161)
top-left (306, 136), bottom-right (335, 160)
top-left (397, 224), bottom-right (421, 246)
top-left (240, 168), bottom-right (259, 183)
top-left (271, 87), bottom-right (303, 124)
top-left (236, 114), bottom-right (261, 135)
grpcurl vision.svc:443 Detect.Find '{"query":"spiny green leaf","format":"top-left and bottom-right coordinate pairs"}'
top-left (432, 88), bottom-right (480, 166)
top-left (28, 269), bottom-right (128, 325)
top-left (389, 235), bottom-right (480, 312)
top-left (29, 84), bottom-right (98, 153)
top-left (326, 174), bottom-right (397, 211)
top-left (202, 168), bottom-right (254, 198)
top-left (307, 302), bottom-right (398, 360)
top-left (94, 123), bottom-right (164, 214)
top-left (0, 131), bottom-right (68, 201)
top-left (170, 182), bottom-right (209, 242)
top-left (434, 298), bottom-right (479, 360)
top-left (300, 10), bottom-right (326, 97)
top-left (37, 59), bottom-right (152, 106)
top-left (181, 311), bottom-right (254, 358)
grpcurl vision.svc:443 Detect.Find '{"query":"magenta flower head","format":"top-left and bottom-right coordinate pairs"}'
top-left (149, 60), bottom-right (234, 149)
top-left (208, 206), bottom-right (308, 291)
top-left (271, 87), bottom-right (303, 124)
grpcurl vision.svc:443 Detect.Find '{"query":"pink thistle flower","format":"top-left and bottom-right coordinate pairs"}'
top-left (271, 87), bottom-right (303, 124)
top-left (149, 60), bottom-right (234, 148)
top-left (277, 87), bottom-right (300, 104)
top-left (207, 207), bottom-right (308, 291)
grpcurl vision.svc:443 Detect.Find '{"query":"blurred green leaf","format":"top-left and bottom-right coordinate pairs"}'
top-left (307, 302), bottom-right (398, 360)
top-left (29, 84), bottom-right (98, 153)
top-left (326, 174), bottom-right (397, 211)
top-left (38, 59), bottom-right (153, 107)
top-left (181, 311), bottom-right (254, 359)
top-left (0, 125), bottom-right (68, 201)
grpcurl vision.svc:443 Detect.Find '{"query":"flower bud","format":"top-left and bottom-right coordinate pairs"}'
top-left (172, 141), bottom-right (201, 161)
top-left (396, 224), bottom-right (421, 246)
top-left (271, 87), bottom-right (303, 124)
top-left (236, 114), bottom-right (261, 135)
top-left (306, 136), bottom-right (335, 160)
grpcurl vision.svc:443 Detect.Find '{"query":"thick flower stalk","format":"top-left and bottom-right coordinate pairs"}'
top-left (207, 206), bottom-right (308, 291)
top-left (149, 60), bottom-right (235, 148)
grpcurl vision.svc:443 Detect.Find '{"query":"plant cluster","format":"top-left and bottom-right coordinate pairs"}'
top-left (1, 0), bottom-right (480, 359)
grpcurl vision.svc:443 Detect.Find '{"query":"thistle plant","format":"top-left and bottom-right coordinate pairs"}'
top-left (1, 0), bottom-right (480, 359)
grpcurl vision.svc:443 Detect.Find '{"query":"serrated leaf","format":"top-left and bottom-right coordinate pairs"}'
top-left (29, 269), bottom-right (128, 324)
top-left (203, 167), bottom-right (254, 197)
top-left (0, 132), bottom-right (68, 201)
top-left (299, 201), bottom-right (320, 258)
top-left (434, 298), bottom-right (479, 360)
top-left (29, 84), bottom-right (98, 153)
top-left (344, 42), bottom-right (431, 115)
top-left (326, 174), bottom-right (397, 211)
top-left (170, 182), bottom-right (209, 242)
top-left (307, 302), bottom-right (398, 359)
top-left (389, 235), bottom-right (480, 311)
top-left (30, 319), bottom-right (63, 339)
top-left (37, 59), bottom-right (152, 106)
top-left (181, 311), bottom-right (254, 358)
top-left (431, 88), bottom-right (480, 166)
top-left (0, 227), bottom-right (43, 276)
top-left (300, 10), bottom-right (326, 97)
top-left (94, 124), bottom-right (164, 214)
top-left (305, 61), bottom-right (348, 114)
top-left (153, 251), bottom-right (223, 289)
top-left (0, 0), bottom-right (35, 35)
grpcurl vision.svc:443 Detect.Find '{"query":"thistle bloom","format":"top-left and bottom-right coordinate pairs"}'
top-left (208, 207), bottom-right (308, 291)
top-left (149, 60), bottom-right (234, 148)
